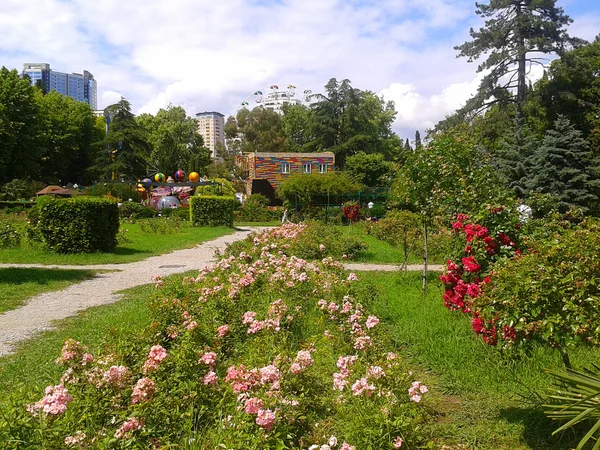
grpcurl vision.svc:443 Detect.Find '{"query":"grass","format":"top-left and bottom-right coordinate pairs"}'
top-left (0, 222), bottom-right (234, 265)
top-left (0, 268), bottom-right (103, 314)
top-left (339, 225), bottom-right (446, 265)
top-left (0, 283), bottom-right (154, 400)
top-left (358, 271), bottom-right (600, 450)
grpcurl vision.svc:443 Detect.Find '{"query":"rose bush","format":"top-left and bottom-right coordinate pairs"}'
top-left (1, 223), bottom-right (429, 449)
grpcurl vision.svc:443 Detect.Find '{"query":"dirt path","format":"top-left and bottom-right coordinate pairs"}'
top-left (0, 229), bottom-right (444, 358)
top-left (0, 227), bottom-right (264, 357)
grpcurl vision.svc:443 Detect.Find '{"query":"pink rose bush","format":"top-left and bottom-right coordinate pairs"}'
top-left (9, 223), bottom-right (429, 449)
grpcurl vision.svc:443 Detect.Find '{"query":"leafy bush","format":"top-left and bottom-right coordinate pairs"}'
top-left (369, 210), bottom-right (421, 267)
top-left (0, 221), bottom-right (20, 248)
top-left (37, 197), bottom-right (119, 253)
top-left (195, 178), bottom-right (236, 197)
top-left (85, 183), bottom-right (141, 202)
top-left (277, 172), bottom-right (360, 206)
top-left (118, 202), bottom-right (157, 219)
top-left (342, 201), bottom-right (361, 223)
top-left (235, 194), bottom-right (280, 222)
top-left (439, 206), bottom-right (525, 346)
top-left (160, 207), bottom-right (190, 221)
top-left (0, 224), bottom-right (430, 449)
top-left (473, 218), bottom-right (600, 355)
top-left (190, 195), bottom-right (236, 227)
top-left (138, 217), bottom-right (183, 235)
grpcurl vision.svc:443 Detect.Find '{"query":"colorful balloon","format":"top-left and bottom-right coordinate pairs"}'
top-left (189, 172), bottom-right (200, 183)
top-left (175, 170), bottom-right (186, 181)
top-left (154, 173), bottom-right (165, 183)
top-left (141, 178), bottom-right (152, 188)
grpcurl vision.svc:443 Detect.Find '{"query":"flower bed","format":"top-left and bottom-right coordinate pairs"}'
top-left (2, 223), bottom-right (429, 449)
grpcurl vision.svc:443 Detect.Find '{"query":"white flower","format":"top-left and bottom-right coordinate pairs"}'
top-left (309, 446), bottom-right (319, 450)
top-left (329, 435), bottom-right (338, 447)
top-left (321, 446), bottom-right (332, 450)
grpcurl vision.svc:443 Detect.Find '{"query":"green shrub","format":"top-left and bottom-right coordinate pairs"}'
top-left (38, 197), bottom-right (119, 253)
top-left (190, 195), bottom-right (236, 227)
top-left (0, 221), bottom-right (20, 248)
top-left (161, 207), bottom-right (190, 221)
top-left (288, 221), bottom-right (367, 260)
top-left (195, 178), bottom-right (236, 197)
top-left (474, 219), bottom-right (600, 355)
top-left (138, 217), bottom-right (183, 235)
top-left (235, 194), bottom-right (279, 222)
top-left (118, 202), bottom-right (157, 219)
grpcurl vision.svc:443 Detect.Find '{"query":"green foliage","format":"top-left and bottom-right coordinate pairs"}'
top-left (225, 107), bottom-right (287, 153)
top-left (37, 197), bottom-right (119, 253)
top-left (369, 210), bottom-right (421, 267)
top-left (535, 36), bottom-right (600, 148)
top-left (526, 115), bottom-right (600, 214)
top-left (474, 218), bottom-right (600, 353)
top-left (344, 152), bottom-right (393, 187)
top-left (544, 365), bottom-right (600, 449)
top-left (195, 178), bottom-right (236, 197)
top-left (138, 216), bottom-right (184, 234)
top-left (393, 127), bottom-right (512, 220)
top-left (0, 179), bottom-right (45, 200)
top-left (190, 195), bottom-right (236, 227)
top-left (35, 90), bottom-right (100, 185)
top-left (454, 0), bottom-right (577, 114)
top-left (137, 106), bottom-right (210, 176)
top-left (94, 98), bottom-right (150, 181)
top-left (118, 202), bottom-right (157, 219)
top-left (277, 172), bottom-right (360, 206)
top-left (235, 194), bottom-right (280, 222)
top-left (0, 220), bottom-right (20, 248)
top-left (288, 221), bottom-right (367, 260)
top-left (0, 67), bottom-right (41, 184)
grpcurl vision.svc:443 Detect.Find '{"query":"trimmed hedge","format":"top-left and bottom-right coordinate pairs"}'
top-left (190, 195), bottom-right (236, 227)
top-left (38, 197), bottom-right (119, 253)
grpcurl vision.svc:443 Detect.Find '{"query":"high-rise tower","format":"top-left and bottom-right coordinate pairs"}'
top-left (22, 63), bottom-right (97, 109)
top-left (195, 111), bottom-right (225, 159)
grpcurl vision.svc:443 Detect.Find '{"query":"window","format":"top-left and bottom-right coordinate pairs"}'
top-left (281, 162), bottom-right (290, 174)
top-left (318, 163), bottom-right (327, 174)
top-left (302, 163), bottom-right (312, 174)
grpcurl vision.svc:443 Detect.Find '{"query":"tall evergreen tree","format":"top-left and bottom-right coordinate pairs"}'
top-left (455, 0), bottom-right (580, 117)
top-left (95, 98), bottom-right (150, 180)
top-left (527, 115), bottom-right (600, 213)
top-left (404, 138), bottom-right (412, 153)
top-left (414, 130), bottom-right (422, 150)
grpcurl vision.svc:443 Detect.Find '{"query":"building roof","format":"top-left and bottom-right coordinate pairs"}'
top-left (249, 152), bottom-right (335, 158)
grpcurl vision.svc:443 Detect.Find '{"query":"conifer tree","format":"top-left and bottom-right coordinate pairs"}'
top-left (527, 115), bottom-right (600, 213)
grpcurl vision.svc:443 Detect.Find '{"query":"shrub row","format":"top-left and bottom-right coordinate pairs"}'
top-left (190, 195), bottom-right (236, 227)
top-left (38, 197), bottom-right (119, 253)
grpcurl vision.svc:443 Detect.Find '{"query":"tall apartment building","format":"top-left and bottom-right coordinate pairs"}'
top-left (22, 63), bottom-right (97, 109)
top-left (195, 111), bottom-right (225, 159)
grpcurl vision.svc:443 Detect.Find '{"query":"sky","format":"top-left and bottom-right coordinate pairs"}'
top-left (1, 0), bottom-right (599, 139)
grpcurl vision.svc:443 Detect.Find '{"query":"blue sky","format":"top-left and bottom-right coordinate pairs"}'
top-left (1, 0), bottom-right (598, 138)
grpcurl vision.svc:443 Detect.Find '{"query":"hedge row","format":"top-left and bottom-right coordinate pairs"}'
top-left (189, 195), bottom-right (236, 227)
top-left (38, 197), bottom-right (119, 253)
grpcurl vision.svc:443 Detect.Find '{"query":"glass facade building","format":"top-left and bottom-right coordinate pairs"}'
top-left (22, 63), bottom-right (97, 109)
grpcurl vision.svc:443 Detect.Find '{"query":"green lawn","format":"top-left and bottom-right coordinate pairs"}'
top-left (0, 268), bottom-right (103, 314)
top-left (0, 283), bottom-right (154, 399)
top-left (0, 223), bottom-right (234, 265)
top-left (339, 225), bottom-right (446, 265)
top-left (359, 271), bottom-right (599, 450)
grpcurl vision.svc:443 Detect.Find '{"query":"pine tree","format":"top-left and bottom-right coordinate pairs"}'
top-left (404, 138), bottom-right (412, 152)
top-left (527, 115), bottom-right (600, 213)
top-left (455, 0), bottom-right (580, 116)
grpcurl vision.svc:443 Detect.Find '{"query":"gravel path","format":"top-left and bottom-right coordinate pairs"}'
top-left (0, 228), bottom-right (443, 358)
top-left (0, 227), bottom-right (265, 357)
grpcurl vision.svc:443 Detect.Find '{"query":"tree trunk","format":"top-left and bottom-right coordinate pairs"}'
top-left (402, 234), bottom-right (408, 271)
top-left (516, 1), bottom-right (527, 114)
top-left (422, 221), bottom-right (429, 294)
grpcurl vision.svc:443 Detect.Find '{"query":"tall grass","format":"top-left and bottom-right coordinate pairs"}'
top-left (361, 271), bottom-right (600, 449)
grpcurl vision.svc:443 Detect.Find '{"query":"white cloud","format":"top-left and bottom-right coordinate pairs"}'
top-left (3, 0), bottom-right (594, 139)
